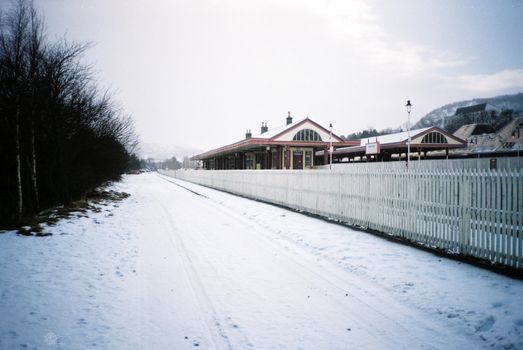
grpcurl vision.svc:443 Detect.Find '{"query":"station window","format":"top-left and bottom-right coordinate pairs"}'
top-left (421, 132), bottom-right (448, 144)
top-left (245, 154), bottom-right (254, 169)
top-left (305, 151), bottom-right (312, 167)
top-left (293, 129), bottom-right (322, 141)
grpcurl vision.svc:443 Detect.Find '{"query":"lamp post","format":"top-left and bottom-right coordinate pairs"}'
top-left (405, 100), bottom-right (412, 168)
top-left (329, 123), bottom-right (333, 170)
top-left (513, 130), bottom-right (521, 158)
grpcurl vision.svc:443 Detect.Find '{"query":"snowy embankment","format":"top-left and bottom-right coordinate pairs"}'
top-left (0, 173), bottom-right (522, 349)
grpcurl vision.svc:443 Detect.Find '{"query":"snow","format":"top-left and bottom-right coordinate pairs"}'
top-left (357, 127), bottom-right (432, 146)
top-left (1, 173), bottom-right (522, 349)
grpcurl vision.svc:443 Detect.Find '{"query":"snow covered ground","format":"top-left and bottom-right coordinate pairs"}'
top-left (1, 172), bottom-right (522, 349)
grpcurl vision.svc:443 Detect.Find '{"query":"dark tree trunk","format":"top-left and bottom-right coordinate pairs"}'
top-left (30, 119), bottom-right (39, 210)
top-left (15, 97), bottom-right (23, 220)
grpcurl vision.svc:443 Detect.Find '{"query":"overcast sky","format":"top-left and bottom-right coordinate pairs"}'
top-left (23, 0), bottom-right (523, 154)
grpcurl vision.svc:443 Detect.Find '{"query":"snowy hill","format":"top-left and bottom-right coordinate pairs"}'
top-left (413, 92), bottom-right (523, 130)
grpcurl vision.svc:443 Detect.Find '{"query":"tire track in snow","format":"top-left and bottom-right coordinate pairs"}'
top-left (157, 200), bottom-right (237, 350)
top-left (157, 174), bottom-right (208, 198)
top-left (181, 188), bottom-right (421, 348)
top-left (157, 178), bottom-right (257, 349)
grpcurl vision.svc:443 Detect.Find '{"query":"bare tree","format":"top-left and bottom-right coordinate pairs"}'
top-left (0, 0), bottom-right (137, 226)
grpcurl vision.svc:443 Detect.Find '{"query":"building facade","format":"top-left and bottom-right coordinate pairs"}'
top-left (193, 114), bottom-right (358, 170)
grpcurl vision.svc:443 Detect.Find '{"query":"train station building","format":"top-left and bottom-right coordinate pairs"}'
top-left (193, 113), bottom-right (358, 170)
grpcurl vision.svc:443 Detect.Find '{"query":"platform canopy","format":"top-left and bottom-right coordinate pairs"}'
top-left (318, 126), bottom-right (467, 162)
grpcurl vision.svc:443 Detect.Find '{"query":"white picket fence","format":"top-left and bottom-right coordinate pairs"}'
top-left (161, 158), bottom-right (523, 269)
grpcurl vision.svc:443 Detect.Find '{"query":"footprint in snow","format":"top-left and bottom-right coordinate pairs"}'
top-left (475, 316), bottom-right (495, 332)
top-left (491, 302), bottom-right (503, 308)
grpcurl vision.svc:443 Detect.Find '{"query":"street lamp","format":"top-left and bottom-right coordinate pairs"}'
top-left (329, 123), bottom-right (333, 170)
top-left (513, 130), bottom-right (521, 158)
top-left (405, 100), bottom-right (412, 168)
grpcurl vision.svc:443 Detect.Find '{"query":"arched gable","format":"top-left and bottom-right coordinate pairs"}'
top-left (411, 130), bottom-right (463, 145)
top-left (272, 120), bottom-right (338, 142)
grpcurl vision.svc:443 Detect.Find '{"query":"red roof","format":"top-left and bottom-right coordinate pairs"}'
top-left (193, 117), bottom-right (356, 160)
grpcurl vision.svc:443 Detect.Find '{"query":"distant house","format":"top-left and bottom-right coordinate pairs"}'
top-left (453, 117), bottom-right (523, 154)
top-left (193, 113), bottom-right (357, 170)
top-left (321, 127), bottom-right (467, 162)
top-left (455, 103), bottom-right (502, 117)
top-left (445, 103), bottom-right (502, 131)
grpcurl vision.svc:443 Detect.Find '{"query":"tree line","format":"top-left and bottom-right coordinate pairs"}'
top-left (341, 127), bottom-right (401, 141)
top-left (0, 1), bottom-right (137, 226)
top-left (139, 157), bottom-right (182, 171)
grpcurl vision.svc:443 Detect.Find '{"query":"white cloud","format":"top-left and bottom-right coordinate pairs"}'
top-left (208, 0), bottom-right (468, 75)
top-left (452, 69), bottom-right (523, 93)
top-left (277, 0), bottom-right (469, 74)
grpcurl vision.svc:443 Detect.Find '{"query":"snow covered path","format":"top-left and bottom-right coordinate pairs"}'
top-left (1, 173), bottom-right (522, 349)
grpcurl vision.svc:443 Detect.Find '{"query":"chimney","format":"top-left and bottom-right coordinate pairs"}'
top-left (245, 129), bottom-right (252, 139)
top-left (286, 111), bottom-right (293, 125)
top-left (261, 122), bottom-right (268, 134)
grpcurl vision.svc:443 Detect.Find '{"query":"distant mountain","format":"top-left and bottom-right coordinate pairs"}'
top-left (138, 142), bottom-right (203, 161)
top-left (412, 92), bottom-right (523, 130)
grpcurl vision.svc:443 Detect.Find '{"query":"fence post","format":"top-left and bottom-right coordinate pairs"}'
top-left (459, 169), bottom-right (471, 254)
